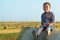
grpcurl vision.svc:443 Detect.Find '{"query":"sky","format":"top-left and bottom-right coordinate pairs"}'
top-left (0, 0), bottom-right (60, 22)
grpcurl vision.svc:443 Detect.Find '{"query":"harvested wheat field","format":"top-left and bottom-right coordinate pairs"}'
top-left (0, 22), bottom-right (60, 40)
top-left (0, 29), bottom-right (22, 34)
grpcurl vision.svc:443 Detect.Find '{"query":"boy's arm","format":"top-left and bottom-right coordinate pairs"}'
top-left (49, 13), bottom-right (55, 26)
top-left (41, 13), bottom-right (47, 26)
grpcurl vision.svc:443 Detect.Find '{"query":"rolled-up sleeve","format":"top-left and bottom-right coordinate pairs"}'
top-left (50, 13), bottom-right (55, 23)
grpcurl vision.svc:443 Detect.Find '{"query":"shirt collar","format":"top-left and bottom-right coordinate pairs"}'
top-left (44, 11), bottom-right (50, 14)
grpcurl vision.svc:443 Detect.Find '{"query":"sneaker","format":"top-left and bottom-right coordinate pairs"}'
top-left (32, 30), bottom-right (37, 40)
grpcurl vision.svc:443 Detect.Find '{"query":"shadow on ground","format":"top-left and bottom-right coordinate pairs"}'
top-left (17, 27), bottom-right (60, 40)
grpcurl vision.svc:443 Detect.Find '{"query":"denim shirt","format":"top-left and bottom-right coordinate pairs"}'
top-left (41, 12), bottom-right (55, 26)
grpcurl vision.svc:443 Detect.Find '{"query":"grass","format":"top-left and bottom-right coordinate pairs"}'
top-left (0, 33), bottom-right (19, 40)
top-left (0, 27), bottom-right (31, 40)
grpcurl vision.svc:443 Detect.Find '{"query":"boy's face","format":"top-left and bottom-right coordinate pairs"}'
top-left (43, 4), bottom-right (51, 13)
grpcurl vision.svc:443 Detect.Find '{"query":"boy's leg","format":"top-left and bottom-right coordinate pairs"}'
top-left (32, 27), bottom-right (43, 40)
top-left (36, 27), bottom-right (43, 36)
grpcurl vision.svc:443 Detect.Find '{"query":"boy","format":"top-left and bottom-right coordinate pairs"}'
top-left (32, 2), bottom-right (55, 40)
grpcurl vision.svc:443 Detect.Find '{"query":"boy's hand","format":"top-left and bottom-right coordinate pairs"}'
top-left (48, 22), bottom-right (55, 27)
